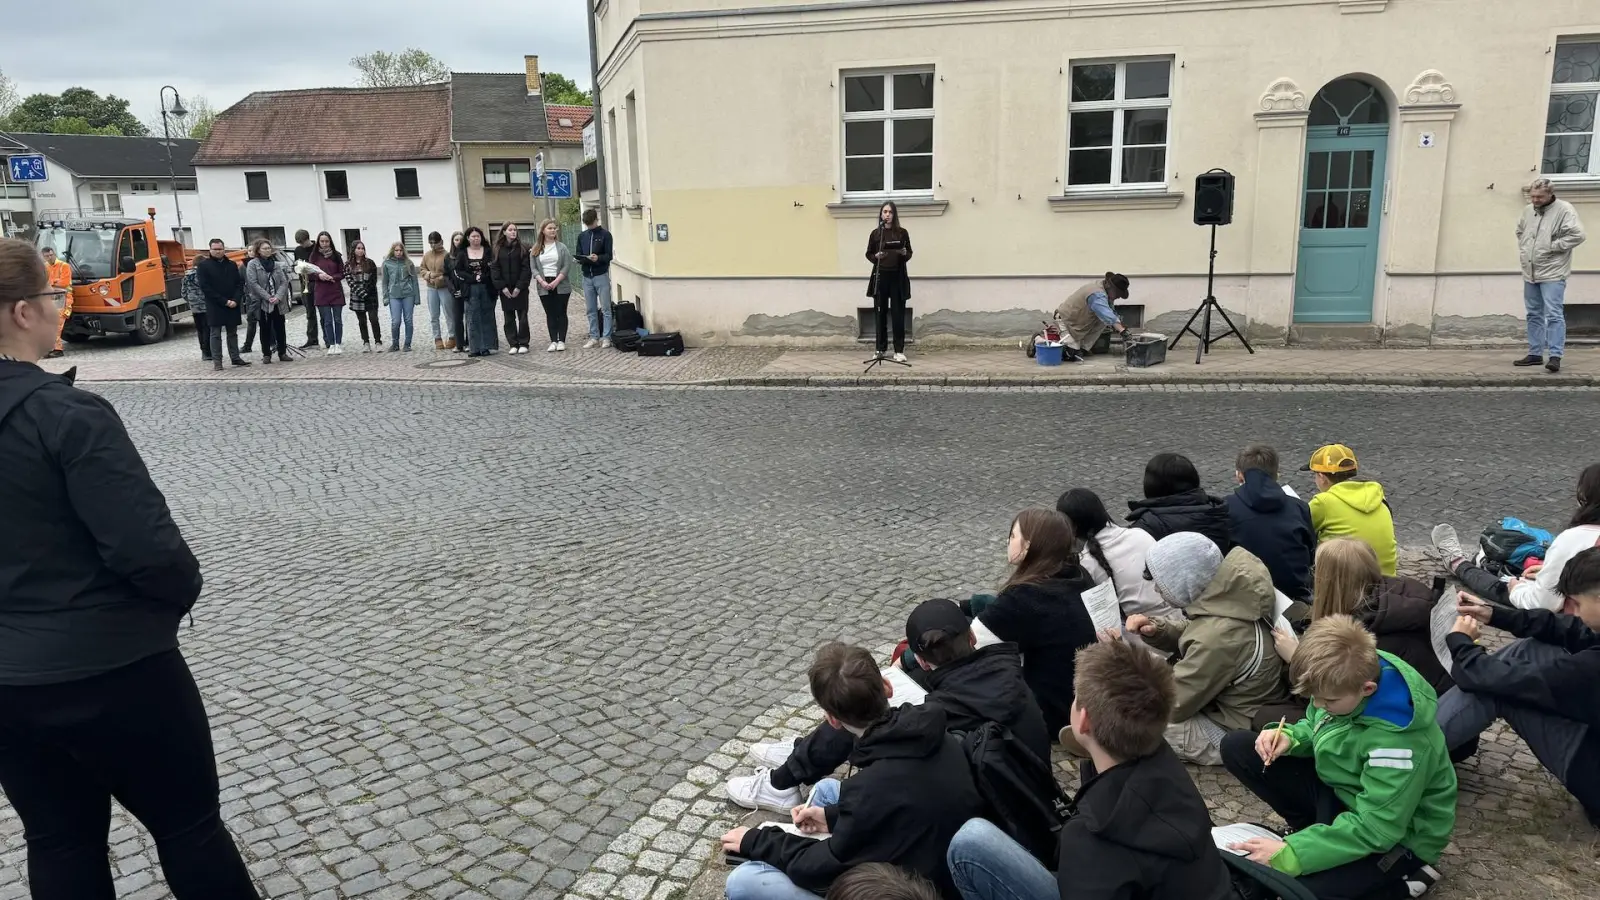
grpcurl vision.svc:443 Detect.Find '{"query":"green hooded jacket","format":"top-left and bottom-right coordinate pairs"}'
top-left (1270, 651), bottom-right (1458, 876)
top-left (1309, 480), bottom-right (1398, 576)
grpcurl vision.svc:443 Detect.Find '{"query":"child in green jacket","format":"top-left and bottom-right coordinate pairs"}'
top-left (1220, 615), bottom-right (1456, 899)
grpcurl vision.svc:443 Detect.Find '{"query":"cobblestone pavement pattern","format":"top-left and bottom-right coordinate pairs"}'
top-left (0, 383), bottom-right (1595, 900)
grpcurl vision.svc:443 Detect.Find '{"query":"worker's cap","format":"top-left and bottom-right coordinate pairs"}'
top-left (1301, 444), bottom-right (1358, 474)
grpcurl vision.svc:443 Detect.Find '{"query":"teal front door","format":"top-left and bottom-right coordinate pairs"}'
top-left (1294, 125), bottom-right (1387, 322)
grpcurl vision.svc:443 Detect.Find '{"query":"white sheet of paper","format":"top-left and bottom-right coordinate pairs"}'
top-left (1080, 580), bottom-right (1121, 634)
top-left (1282, 484), bottom-right (1301, 499)
top-left (1212, 822), bottom-right (1282, 855)
top-left (971, 618), bottom-right (1002, 649)
top-left (1272, 590), bottom-right (1296, 636)
top-left (1430, 591), bottom-right (1459, 674)
top-left (759, 821), bottom-right (829, 841)
top-left (882, 663), bottom-right (928, 707)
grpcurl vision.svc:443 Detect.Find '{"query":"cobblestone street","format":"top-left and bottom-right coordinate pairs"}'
top-left (1, 382), bottom-right (1596, 900)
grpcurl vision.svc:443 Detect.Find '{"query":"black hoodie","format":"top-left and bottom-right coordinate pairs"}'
top-left (1055, 743), bottom-right (1234, 900)
top-left (976, 567), bottom-right (1100, 735)
top-left (741, 704), bottom-right (984, 898)
top-left (1226, 468), bottom-right (1316, 601)
top-left (0, 362), bottom-right (200, 686)
top-left (1128, 488), bottom-right (1233, 553)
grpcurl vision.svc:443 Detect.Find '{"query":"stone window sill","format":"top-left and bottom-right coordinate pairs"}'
top-left (826, 199), bottom-right (949, 218)
top-left (1048, 190), bottom-right (1184, 212)
top-left (1542, 178), bottom-right (1600, 200)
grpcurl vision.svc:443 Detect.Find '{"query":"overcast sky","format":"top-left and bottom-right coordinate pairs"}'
top-left (5, 0), bottom-right (593, 122)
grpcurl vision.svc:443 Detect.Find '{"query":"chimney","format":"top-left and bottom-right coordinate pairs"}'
top-left (524, 55), bottom-right (541, 96)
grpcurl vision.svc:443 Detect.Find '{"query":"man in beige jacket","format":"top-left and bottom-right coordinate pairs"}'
top-left (1515, 178), bottom-right (1586, 373)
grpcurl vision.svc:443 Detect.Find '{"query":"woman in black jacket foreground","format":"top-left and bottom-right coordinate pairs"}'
top-left (0, 238), bottom-right (258, 898)
top-left (966, 507), bottom-right (1099, 736)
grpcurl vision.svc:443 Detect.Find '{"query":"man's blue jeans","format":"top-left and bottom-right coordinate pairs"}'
top-left (584, 273), bottom-right (613, 340)
top-left (946, 818), bottom-right (1056, 900)
top-left (1524, 280), bottom-right (1567, 359)
top-left (724, 779), bottom-right (840, 899)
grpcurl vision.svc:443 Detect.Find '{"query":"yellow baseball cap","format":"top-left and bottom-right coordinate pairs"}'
top-left (1302, 444), bottom-right (1358, 474)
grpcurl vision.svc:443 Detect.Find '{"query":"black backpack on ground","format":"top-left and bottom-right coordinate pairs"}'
top-left (960, 722), bottom-right (1073, 868)
top-left (614, 300), bottom-right (644, 332)
top-left (638, 332), bottom-right (684, 357)
top-left (613, 328), bottom-right (642, 352)
top-left (1221, 851), bottom-right (1319, 900)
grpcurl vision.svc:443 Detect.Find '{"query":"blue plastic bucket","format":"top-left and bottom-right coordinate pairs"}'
top-left (1035, 343), bottom-right (1064, 366)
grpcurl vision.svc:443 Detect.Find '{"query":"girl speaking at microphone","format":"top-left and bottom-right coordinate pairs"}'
top-left (865, 202), bottom-right (913, 362)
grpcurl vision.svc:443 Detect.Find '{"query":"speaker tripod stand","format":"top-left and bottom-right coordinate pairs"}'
top-left (1168, 223), bottom-right (1253, 364)
top-left (863, 350), bottom-right (912, 374)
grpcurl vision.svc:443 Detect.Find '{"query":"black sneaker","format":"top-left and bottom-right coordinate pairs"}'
top-left (230, 358), bottom-right (252, 367)
top-left (299, 339), bottom-right (318, 350)
top-left (1513, 354), bottom-right (1543, 367)
top-left (1546, 357), bottom-right (1562, 374)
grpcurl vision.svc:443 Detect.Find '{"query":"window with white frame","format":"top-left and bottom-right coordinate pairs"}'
top-left (1067, 58), bottom-right (1172, 189)
top-left (130, 181), bottom-right (159, 193)
top-left (842, 69), bottom-right (935, 197)
top-left (398, 226), bottom-right (424, 255)
top-left (88, 181), bottom-right (121, 213)
top-left (1544, 38), bottom-right (1599, 177)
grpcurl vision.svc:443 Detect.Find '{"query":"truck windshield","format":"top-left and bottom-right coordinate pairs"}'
top-left (35, 224), bottom-right (120, 282)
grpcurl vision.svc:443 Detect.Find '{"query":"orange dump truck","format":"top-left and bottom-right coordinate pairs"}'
top-left (33, 211), bottom-right (245, 345)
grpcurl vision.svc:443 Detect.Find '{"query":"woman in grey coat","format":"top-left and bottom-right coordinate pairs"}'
top-left (243, 240), bottom-right (294, 364)
top-left (529, 219), bottom-right (575, 352)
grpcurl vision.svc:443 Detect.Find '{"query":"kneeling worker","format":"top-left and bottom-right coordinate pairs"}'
top-left (1055, 272), bottom-right (1130, 354)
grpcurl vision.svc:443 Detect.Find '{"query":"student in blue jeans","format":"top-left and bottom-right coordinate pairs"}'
top-left (577, 208), bottom-right (614, 347)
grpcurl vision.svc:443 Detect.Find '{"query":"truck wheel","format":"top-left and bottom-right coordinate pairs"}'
top-left (132, 303), bottom-right (170, 345)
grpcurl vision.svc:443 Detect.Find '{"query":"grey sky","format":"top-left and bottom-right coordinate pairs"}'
top-left (5, 0), bottom-right (592, 123)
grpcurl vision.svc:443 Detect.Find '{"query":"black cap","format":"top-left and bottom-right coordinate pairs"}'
top-left (905, 599), bottom-right (972, 657)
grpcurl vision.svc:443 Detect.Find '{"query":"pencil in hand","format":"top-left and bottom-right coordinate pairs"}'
top-left (1262, 716), bottom-right (1288, 773)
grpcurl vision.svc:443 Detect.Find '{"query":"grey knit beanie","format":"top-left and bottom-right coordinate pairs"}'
top-left (1145, 532), bottom-right (1223, 609)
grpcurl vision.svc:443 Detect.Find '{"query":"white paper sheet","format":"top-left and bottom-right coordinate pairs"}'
top-left (971, 618), bottom-right (1002, 649)
top-left (882, 663), bottom-right (928, 707)
top-left (758, 821), bottom-right (829, 841)
top-left (1212, 822), bottom-right (1282, 855)
top-left (1272, 589), bottom-right (1297, 636)
top-left (1080, 580), bottom-right (1122, 634)
top-left (1430, 590), bottom-right (1460, 675)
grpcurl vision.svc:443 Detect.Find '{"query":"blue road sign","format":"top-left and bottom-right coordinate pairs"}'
top-left (6, 154), bottom-right (48, 182)
top-left (531, 169), bottom-right (574, 199)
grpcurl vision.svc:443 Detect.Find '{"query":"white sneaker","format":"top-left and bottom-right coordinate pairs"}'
top-left (600, 339), bottom-right (612, 349)
top-left (724, 769), bottom-right (803, 813)
top-left (331, 344), bottom-right (342, 355)
top-left (1430, 524), bottom-right (1464, 563)
top-left (374, 343), bottom-right (385, 353)
top-left (547, 342), bottom-right (558, 352)
top-left (745, 738), bottom-right (797, 769)
top-left (583, 339), bottom-right (598, 349)
top-left (556, 341), bottom-right (566, 351)
top-left (324, 346), bottom-right (334, 357)
top-left (1405, 863), bottom-right (1442, 897)
top-left (893, 352), bottom-right (907, 363)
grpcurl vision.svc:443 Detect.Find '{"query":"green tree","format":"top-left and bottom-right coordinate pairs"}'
top-left (541, 72), bottom-right (592, 106)
top-left (351, 49), bottom-right (449, 87)
top-left (3, 87), bottom-right (146, 136)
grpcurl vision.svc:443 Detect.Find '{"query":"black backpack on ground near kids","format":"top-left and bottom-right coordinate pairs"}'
top-left (1221, 851), bottom-right (1319, 900)
top-left (961, 721), bottom-right (1073, 868)
top-left (613, 328), bottom-right (643, 352)
top-left (614, 300), bottom-right (644, 332)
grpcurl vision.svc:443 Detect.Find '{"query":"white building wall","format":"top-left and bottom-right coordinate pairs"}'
top-left (195, 160), bottom-right (459, 255)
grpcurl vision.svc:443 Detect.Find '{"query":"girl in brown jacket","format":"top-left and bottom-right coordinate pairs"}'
top-left (419, 231), bottom-right (455, 349)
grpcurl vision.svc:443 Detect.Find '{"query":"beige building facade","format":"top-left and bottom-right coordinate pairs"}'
top-left (593, 0), bottom-right (1600, 346)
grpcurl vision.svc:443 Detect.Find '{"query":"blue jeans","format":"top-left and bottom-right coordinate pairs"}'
top-left (424, 286), bottom-right (454, 340)
top-left (584, 273), bottom-right (613, 340)
top-left (317, 306), bottom-right (343, 346)
top-left (388, 299), bottom-right (415, 349)
top-left (946, 818), bottom-right (1056, 900)
top-left (1523, 280), bottom-right (1566, 358)
top-left (725, 779), bottom-right (840, 900)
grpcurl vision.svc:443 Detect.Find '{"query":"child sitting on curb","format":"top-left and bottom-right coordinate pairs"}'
top-left (721, 642), bottom-right (983, 899)
top-left (1221, 616), bottom-right (1455, 899)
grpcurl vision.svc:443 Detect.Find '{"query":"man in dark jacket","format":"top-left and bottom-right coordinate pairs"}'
top-left (1128, 452), bottom-right (1232, 552)
top-left (294, 229), bottom-right (318, 348)
top-left (577, 208), bottom-right (615, 347)
top-left (722, 642), bottom-right (984, 899)
top-left (1226, 444), bottom-right (1316, 601)
top-left (1439, 549), bottom-right (1600, 826)
top-left (946, 639), bottom-right (1235, 900)
top-left (728, 600), bottom-right (1050, 812)
top-left (195, 239), bottom-right (247, 370)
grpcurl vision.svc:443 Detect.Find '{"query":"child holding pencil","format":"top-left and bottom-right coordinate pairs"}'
top-left (1218, 615), bottom-right (1458, 899)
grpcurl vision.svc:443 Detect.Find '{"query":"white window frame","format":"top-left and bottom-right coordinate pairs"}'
top-left (88, 181), bottom-right (121, 213)
top-left (1543, 38), bottom-right (1600, 180)
top-left (129, 181), bottom-right (159, 193)
top-left (840, 67), bottom-right (936, 201)
top-left (398, 226), bottom-right (424, 255)
top-left (1065, 57), bottom-right (1173, 192)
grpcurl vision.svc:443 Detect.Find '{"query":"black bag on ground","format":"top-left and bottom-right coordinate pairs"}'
top-left (638, 332), bottom-right (684, 357)
top-left (614, 300), bottom-right (644, 332)
top-left (960, 722), bottom-right (1073, 868)
top-left (613, 328), bottom-right (642, 352)
top-left (1221, 850), bottom-right (1319, 900)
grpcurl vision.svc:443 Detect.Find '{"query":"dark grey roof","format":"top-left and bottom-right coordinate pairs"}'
top-left (0, 132), bottom-right (199, 178)
top-left (0, 133), bottom-right (26, 152)
top-left (448, 73), bottom-right (552, 144)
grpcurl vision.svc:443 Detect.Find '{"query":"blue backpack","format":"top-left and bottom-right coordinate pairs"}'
top-left (1479, 517), bottom-right (1553, 572)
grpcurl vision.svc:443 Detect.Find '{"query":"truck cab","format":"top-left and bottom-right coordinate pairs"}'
top-left (33, 211), bottom-right (207, 345)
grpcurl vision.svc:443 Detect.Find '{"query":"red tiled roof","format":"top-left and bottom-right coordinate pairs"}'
top-left (544, 105), bottom-right (592, 145)
top-left (194, 85), bottom-right (452, 166)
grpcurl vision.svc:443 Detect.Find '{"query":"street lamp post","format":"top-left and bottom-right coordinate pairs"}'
top-left (159, 85), bottom-right (188, 242)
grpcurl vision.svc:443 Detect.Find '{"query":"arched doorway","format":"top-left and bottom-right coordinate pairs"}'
top-left (1294, 78), bottom-right (1389, 323)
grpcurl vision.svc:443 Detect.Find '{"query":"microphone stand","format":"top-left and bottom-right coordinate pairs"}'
top-left (863, 220), bottom-right (912, 373)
